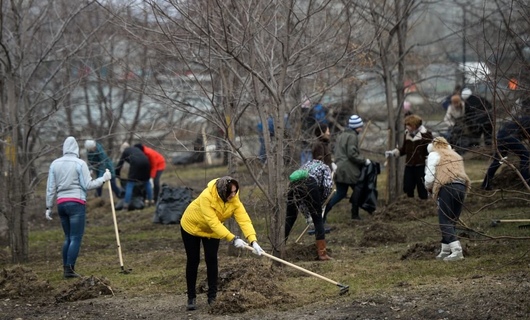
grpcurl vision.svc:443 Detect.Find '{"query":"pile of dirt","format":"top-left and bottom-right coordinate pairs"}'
top-left (400, 242), bottom-right (439, 260)
top-left (359, 222), bottom-right (407, 247)
top-left (0, 266), bottom-right (53, 298)
top-left (199, 259), bottom-right (294, 314)
top-left (285, 243), bottom-right (319, 262)
top-left (55, 275), bottom-right (114, 302)
top-left (375, 195), bottom-right (437, 222)
top-left (486, 166), bottom-right (528, 190)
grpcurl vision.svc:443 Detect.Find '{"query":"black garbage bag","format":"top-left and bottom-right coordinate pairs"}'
top-left (153, 184), bottom-right (194, 224)
top-left (356, 161), bottom-right (381, 214)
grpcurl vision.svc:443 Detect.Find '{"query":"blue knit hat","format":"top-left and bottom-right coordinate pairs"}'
top-left (348, 115), bottom-right (364, 129)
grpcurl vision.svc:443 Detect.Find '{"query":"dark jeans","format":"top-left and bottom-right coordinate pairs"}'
top-left (437, 183), bottom-right (466, 244)
top-left (323, 181), bottom-right (361, 222)
top-left (124, 180), bottom-right (153, 204)
top-left (95, 177), bottom-right (123, 199)
top-left (58, 202), bottom-right (86, 266)
top-left (181, 227), bottom-right (220, 300)
top-left (482, 135), bottom-right (530, 189)
top-left (403, 165), bottom-right (428, 199)
top-left (285, 177), bottom-right (325, 241)
top-left (153, 170), bottom-right (164, 203)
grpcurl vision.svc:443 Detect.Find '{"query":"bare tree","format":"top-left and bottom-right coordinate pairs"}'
top-left (0, 1), bottom-right (108, 263)
top-left (138, 0), bottom-right (371, 258)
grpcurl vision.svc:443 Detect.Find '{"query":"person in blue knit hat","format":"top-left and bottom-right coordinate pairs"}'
top-left (323, 115), bottom-right (371, 221)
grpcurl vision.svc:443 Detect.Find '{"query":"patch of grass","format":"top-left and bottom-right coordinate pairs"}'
top-left (10, 157), bottom-right (530, 311)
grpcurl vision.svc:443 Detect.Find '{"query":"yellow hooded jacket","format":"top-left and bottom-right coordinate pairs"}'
top-left (180, 179), bottom-right (258, 243)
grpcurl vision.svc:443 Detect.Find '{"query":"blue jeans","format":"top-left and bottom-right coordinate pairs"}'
top-left (323, 181), bottom-right (361, 222)
top-left (437, 183), bottom-right (466, 243)
top-left (124, 180), bottom-right (153, 205)
top-left (58, 202), bottom-right (86, 266)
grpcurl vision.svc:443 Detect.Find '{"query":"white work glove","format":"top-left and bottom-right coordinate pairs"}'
top-left (305, 215), bottom-right (314, 229)
top-left (45, 209), bottom-right (53, 221)
top-left (499, 156), bottom-right (508, 165)
top-left (365, 159), bottom-right (371, 166)
top-left (385, 149), bottom-right (399, 158)
top-left (102, 169), bottom-right (112, 182)
top-left (232, 236), bottom-right (247, 249)
top-left (331, 162), bottom-right (337, 173)
top-left (251, 241), bottom-right (264, 256)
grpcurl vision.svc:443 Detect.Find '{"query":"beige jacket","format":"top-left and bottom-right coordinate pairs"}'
top-left (424, 140), bottom-right (470, 198)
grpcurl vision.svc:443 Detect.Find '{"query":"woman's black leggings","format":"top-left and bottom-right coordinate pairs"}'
top-left (285, 177), bottom-right (325, 241)
top-left (180, 227), bottom-right (220, 300)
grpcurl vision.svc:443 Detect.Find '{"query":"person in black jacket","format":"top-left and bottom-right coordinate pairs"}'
top-left (481, 116), bottom-right (530, 190)
top-left (115, 142), bottom-right (153, 210)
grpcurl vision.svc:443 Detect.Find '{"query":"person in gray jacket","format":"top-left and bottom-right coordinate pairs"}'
top-left (323, 115), bottom-right (371, 221)
top-left (46, 136), bottom-right (111, 279)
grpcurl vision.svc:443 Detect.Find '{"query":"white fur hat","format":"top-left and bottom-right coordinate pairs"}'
top-left (462, 88), bottom-right (472, 100)
top-left (84, 139), bottom-right (96, 150)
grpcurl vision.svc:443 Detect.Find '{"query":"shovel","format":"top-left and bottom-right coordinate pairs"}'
top-left (244, 245), bottom-right (349, 295)
top-left (107, 170), bottom-right (131, 274)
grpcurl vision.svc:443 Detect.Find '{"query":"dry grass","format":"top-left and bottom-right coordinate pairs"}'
top-left (6, 157), bottom-right (530, 312)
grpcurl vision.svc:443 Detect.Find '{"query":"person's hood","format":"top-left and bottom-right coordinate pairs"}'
top-left (63, 136), bottom-right (79, 157)
top-left (215, 176), bottom-right (239, 203)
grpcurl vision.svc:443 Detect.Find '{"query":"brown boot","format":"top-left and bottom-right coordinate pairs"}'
top-left (316, 239), bottom-right (332, 261)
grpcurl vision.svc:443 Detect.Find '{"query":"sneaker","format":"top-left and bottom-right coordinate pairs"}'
top-left (208, 297), bottom-right (216, 306)
top-left (186, 298), bottom-right (196, 311)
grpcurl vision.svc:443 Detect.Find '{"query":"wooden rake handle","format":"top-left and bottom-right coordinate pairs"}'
top-left (243, 244), bottom-right (348, 292)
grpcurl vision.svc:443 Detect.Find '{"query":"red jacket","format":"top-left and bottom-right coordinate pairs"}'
top-left (143, 146), bottom-right (166, 178)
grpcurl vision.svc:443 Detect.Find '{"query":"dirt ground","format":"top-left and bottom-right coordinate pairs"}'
top-left (1, 258), bottom-right (528, 320)
top-left (1, 168), bottom-right (529, 319)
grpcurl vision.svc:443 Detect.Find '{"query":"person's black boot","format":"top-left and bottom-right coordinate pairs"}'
top-left (351, 208), bottom-right (361, 220)
top-left (186, 298), bottom-right (196, 311)
top-left (63, 265), bottom-right (81, 279)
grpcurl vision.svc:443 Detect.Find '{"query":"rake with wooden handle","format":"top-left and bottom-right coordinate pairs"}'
top-left (244, 244), bottom-right (349, 295)
top-left (107, 170), bottom-right (131, 274)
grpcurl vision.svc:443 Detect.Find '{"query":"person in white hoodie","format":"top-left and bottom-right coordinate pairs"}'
top-left (424, 137), bottom-right (470, 261)
top-left (46, 136), bottom-right (111, 278)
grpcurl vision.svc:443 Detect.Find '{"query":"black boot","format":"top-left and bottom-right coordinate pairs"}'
top-left (351, 207), bottom-right (361, 220)
top-left (186, 298), bottom-right (197, 311)
top-left (63, 265), bottom-right (81, 278)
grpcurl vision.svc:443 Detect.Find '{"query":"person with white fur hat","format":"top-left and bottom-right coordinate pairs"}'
top-left (85, 139), bottom-right (124, 199)
top-left (322, 115), bottom-right (371, 221)
top-left (424, 137), bottom-right (470, 261)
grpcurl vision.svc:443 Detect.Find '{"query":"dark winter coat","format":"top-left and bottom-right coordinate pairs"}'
top-left (333, 129), bottom-right (366, 185)
top-left (397, 125), bottom-right (432, 166)
top-left (87, 142), bottom-right (116, 178)
top-left (115, 147), bottom-right (151, 182)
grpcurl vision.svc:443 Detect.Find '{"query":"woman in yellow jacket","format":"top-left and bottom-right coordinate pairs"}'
top-left (180, 176), bottom-right (264, 311)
